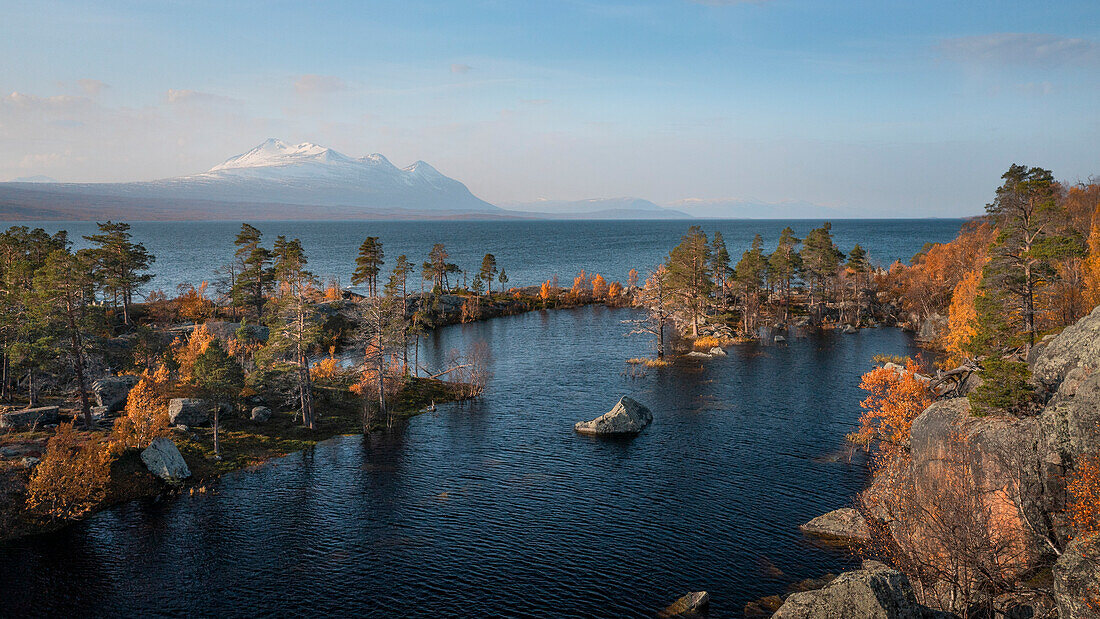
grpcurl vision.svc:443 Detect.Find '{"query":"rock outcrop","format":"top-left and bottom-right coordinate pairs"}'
top-left (799, 507), bottom-right (871, 544)
top-left (140, 438), bottom-right (191, 482)
top-left (250, 406), bottom-right (272, 422)
top-left (1054, 533), bottom-right (1100, 619)
top-left (168, 398), bottom-right (210, 426)
top-left (659, 591), bottom-right (709, 617)
top-left (574, 396), bottom-right (653, 436)
top-left (1032, 304), bottom-right (1100, 390)
top-left (772, 561), bottom-right (937, 618)
top-left (0, 406), bottom-right (60, 430)
top-left (91, 375), bottom-right (140, 412)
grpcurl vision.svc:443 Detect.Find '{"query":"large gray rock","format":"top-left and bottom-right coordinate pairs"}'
top-left (0, 406), bottom-right (60, 430)
top-left (140, 437), bottom-right (191, 482)
top-left (1054, 533), bottom-right (1100, 619)
top-left (92, 375), bottom-right (140, 412)
top-left (168, 398), bottom-right (210, 426)
top-left (574, 396), bottom-right (653, 436)
top-left (800, 507), bottom-right (871, 543)
top-left (251, 406), bottom-right (272, 423)
top-left (1032, 304), bottom-right (1100, 391)
top-left (772, 561), bottom-right (934, 618)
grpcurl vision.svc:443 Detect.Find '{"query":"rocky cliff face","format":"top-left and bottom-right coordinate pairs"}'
top-left (906, 307), bottom-right (1100, 563)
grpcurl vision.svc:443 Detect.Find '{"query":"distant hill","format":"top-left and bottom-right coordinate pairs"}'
top-left (666, 198), bottom-right (851, 219)
top-left (0, 139), bottom-right (500, 220)
top-left (501, 197), bottom-right (689, 219)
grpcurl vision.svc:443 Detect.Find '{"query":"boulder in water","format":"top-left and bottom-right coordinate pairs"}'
top-left (574, 396), bottom-right (653, 436)
top-left (659, 591), bottom-right (709, 617)
top-left (799, 508), bottom-right (870, 544)
top-left (709, 347), bottom-right (727, 356)
top-left (140, 438), bottom-right (191, 482)
top-left (772, 560), bottom-right (933, 618)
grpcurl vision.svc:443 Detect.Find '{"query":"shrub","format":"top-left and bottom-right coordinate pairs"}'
top-left (967, 356), bottom-right (1033, 416)
top-left (25, 423), bottom-right (110, 522)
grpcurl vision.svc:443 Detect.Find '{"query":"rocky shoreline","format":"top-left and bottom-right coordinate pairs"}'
top-left (769, 306), bottom-right (1100, 618)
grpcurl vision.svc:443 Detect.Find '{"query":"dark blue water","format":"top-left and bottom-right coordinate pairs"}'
top-left (3, 219), bottom-right (962, 294)
top-left (0, 306), bottom-right (926, 617)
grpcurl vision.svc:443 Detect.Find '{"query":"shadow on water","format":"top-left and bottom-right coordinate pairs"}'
top-left (0, 306), bottom-right (926, 617)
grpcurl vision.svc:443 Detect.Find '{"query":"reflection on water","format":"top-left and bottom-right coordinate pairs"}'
top-left (0, 306), bottom-right (924, 617)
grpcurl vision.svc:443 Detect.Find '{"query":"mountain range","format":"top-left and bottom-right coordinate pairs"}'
top-left (0, 139), bottom-right (846, 221)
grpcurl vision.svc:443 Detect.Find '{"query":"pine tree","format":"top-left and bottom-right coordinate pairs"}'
top-left (32, 249), bottom-right (98, 426)
top-left (801, 222), bottom-right (843, 315)
top-left (268, 238), bottom-right (320, 429)
top-left (983, 164), bottom-right (1083, 348)
top-left (81, 221), bottom-right (155, 324)
top-left (767, 226), bottom-right (802, 322)
top-left (665, 226), bottom-right (712, 337)
top-left (710, 231), bottom-right (732, 306)
top-left (734, 234), bottom-right (768, 335)
top-left (478, 253), bottom-right (498, 295)
top-left (498, 269), bottom-right (509, 289)
top-left (193, 339), bottom-right (244, 458)
top-left (230, 224), bottom-right (273, 319)
top-left (352, 236), bottom-right (385, 297)
top-left (422, 243), bottom-right (459, 293)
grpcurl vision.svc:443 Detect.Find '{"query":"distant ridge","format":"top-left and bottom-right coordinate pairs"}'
top-left (0, 139), bottom-right (499, 220)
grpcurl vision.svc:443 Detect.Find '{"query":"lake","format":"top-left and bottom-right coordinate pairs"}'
top-left (0, 305), bottom-right (928, 617)
top-left (3, 219), bottom-right (963, 294)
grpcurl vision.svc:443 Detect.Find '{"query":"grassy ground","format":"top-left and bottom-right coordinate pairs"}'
top-left (0, 376), bottom-right (469, 541)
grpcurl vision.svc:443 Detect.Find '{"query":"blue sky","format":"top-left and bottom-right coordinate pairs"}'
top-left (1, 0), bottom-right (1098, 216)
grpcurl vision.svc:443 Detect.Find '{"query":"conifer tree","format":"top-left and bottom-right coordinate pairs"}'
top-left (767, 226), bottom-right (802, 322)
top-left (665, 226), bottom-right (712, 337)
top-left (230, 223), bottom-right (273, 319)
top-left (81, 221), bottom-right (155, 324)
top-left (352, 236), bottom-right (385, 297)
top-left (478, 253), bottom-right (498, 295)
top-left (734, 234), bottom-right (768, 335)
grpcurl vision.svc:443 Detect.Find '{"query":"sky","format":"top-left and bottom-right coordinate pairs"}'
top-left (1, 0), bottom-right (1098, 217)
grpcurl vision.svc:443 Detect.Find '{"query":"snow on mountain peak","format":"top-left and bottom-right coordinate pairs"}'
top-left (210, 138), bottom-right (354, 171)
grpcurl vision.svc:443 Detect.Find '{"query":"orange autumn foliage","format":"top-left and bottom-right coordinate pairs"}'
top-left (889, 221), bottom-right (995, 320)
top-left (943, 268), bottom-right (983, 365)
top-left (109, 365), bottom-right (172, 453)
top-left (1068, 453), bottom-right (1100, 538)
top-left (311, 347), bottom-right (341, 381)
top-left (25, 423), bottom-right (110, 521)
top-left (591, 274), bottom-right (608, 298)
top-left (608, 281), bottom-right (623, 298)
top-left (1085, 203), bottom-right (1100, 309)
top-left (571, 270), bottom-right (590, 297)
top-left (848, 359), bottom-right (934, 451)
top-left (539, 280), bottom-right (552, 301)
top-left (177, 281), bottom-right (215, 323)
top-left (172, 323), bottom-right (215, 383)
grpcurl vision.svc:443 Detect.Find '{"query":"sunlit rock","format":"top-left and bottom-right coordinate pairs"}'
top-left (574, 396), bottom-right (652, 436)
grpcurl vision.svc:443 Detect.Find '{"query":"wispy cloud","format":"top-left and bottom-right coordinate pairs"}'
top-left (77, 79), bottom-right (108, 96)
top-left (938, 33), bottom-right (1099, 67)
top-left (165, 89), bottom-right (235, 105)
top-left (293, 74), bottom-right (346, 94)
top-left (450, 63), bottom-right (473, 74)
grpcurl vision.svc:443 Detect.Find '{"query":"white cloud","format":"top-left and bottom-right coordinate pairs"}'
top-left (293, 74), bottom-right (346, 94)
top-left (450, 63), bottom-right (473, 74)
top-left (165, 89), bottom-right (235, 105)
top-left (77, 79), bottom-right (108, 96)
top-left (939, 33), bottom-right (1099, 67)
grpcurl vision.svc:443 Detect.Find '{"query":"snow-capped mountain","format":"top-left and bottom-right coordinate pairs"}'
top-left (0, 139), bottom-right (499, 219)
